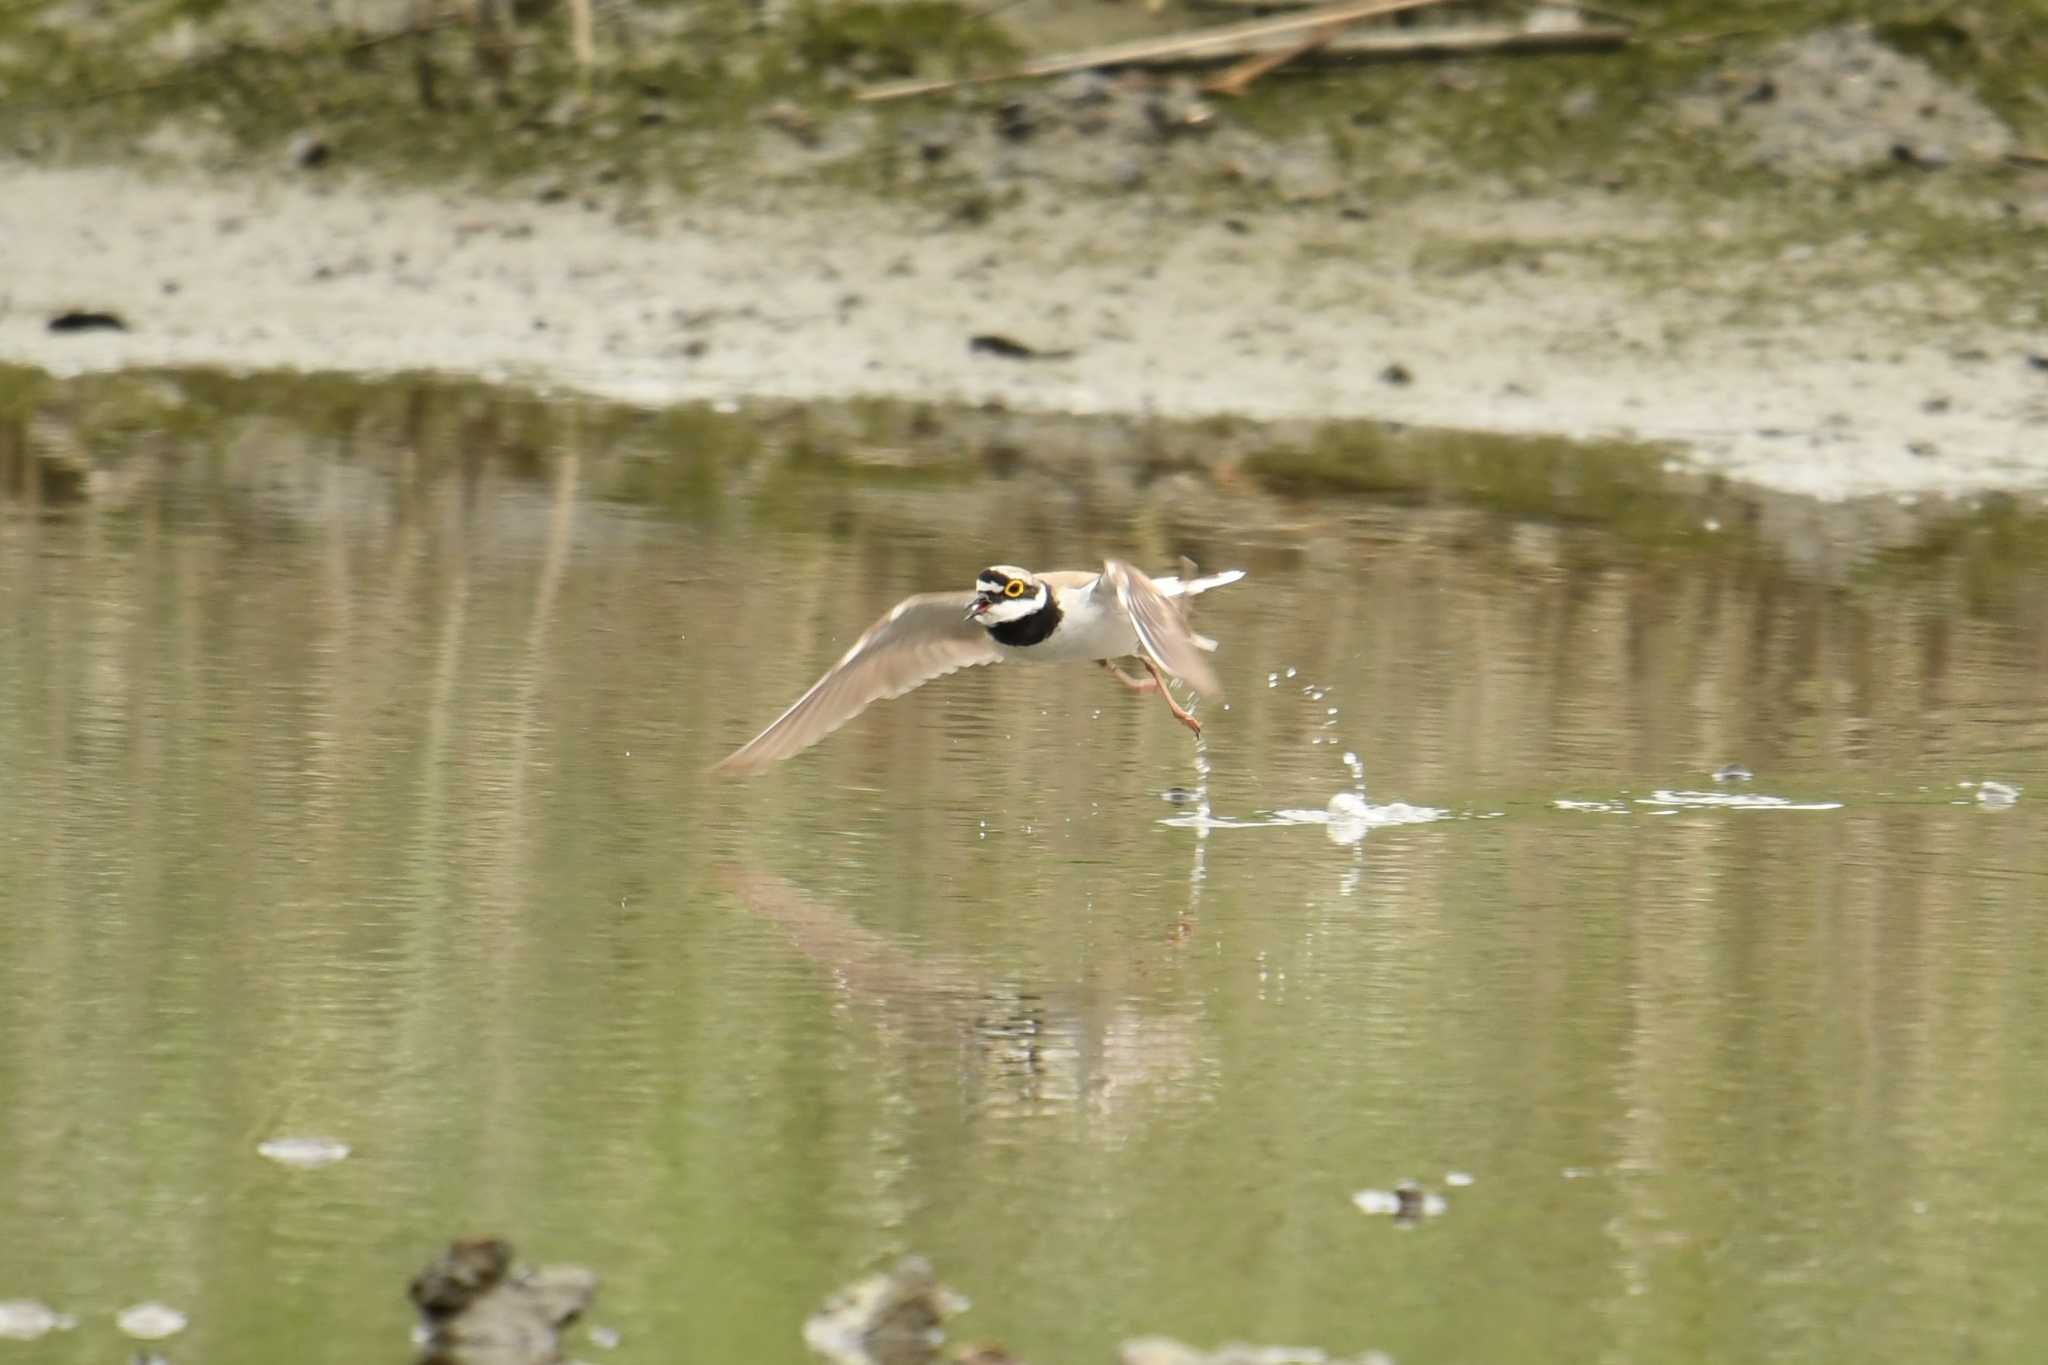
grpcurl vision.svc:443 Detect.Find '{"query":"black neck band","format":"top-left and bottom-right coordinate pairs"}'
top-left (988, 589), bottom-right (1061, 647)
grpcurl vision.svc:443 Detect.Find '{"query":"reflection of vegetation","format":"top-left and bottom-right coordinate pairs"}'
top-left (1865, 493), bottom-right (2048, 617)
top-left (1238, 423), bottom-right (1741, 557)
top-left (7, 360), bottom-right (2047, 625)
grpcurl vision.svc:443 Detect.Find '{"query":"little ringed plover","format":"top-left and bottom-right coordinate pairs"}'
top-left (714, 559), bottom-right (1246, 775)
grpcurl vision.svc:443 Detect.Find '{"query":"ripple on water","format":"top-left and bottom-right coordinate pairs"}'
top-left (1555, 791), bottom-right (1842, 814)
top-left (1641, 789), bottom-right (1843, 811)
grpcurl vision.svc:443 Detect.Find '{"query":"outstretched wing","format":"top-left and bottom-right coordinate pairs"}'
top-left (715, 593), bottom-right (1003, 776)
top-left (1104, 560), bottom-right (1223, 698)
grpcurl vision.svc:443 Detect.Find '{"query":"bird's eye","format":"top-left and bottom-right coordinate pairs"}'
top-left (1004, 579), bottom-right (1026, 598)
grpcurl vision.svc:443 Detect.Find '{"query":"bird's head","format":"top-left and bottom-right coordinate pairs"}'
top-left (968, 566), bottom-right (1048, 627)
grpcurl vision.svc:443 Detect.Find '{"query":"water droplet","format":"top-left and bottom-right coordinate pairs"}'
top-left (1284, 667), bottom-right (1297, 678)
top-left (589, 1324), bottom-right (623, 1350)
top-left (1712, 763), bottom-right (1753, 783)
top-left (1445, 1171), bottom-right (1474, 1187)
top-left (1977, 780), bottom-right (2020, 809)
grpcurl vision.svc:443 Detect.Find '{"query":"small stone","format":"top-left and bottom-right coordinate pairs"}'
top-left (47, 310), bottom-right (127, 333)
top-left (0, 1301), bottom-right (76, 1341)
top-left (1052, 71), bottom-right (1113, 107)
top-left (1378, 362), bottom-right (1413, 386)
top-left (286, 131), bottom-right (330, 169)
top-left (116, 1303), bottom-right (187, 1341)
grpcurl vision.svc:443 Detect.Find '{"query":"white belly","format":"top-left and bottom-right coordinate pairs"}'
top-left (995, 582), bottom-right (1136, 663)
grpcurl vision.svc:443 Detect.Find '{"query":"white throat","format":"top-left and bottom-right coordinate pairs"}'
top-left (979, 583), bottom-right (1050, 627)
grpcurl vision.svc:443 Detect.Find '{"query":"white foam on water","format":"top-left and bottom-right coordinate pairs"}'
top-left (1557, 791), bottom-right (1841, 813)
top-left (1641, 789), bottom-right (1842, 811)
top-left (257, 1136), bottom-right (352, 1168)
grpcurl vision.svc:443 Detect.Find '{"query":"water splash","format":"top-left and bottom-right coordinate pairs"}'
top-left (1164, 799), bottom-right (1447, 841)
top-left (1341, 750), bottom-right (1366, 799)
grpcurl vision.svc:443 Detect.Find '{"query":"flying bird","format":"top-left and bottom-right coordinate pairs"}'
top-left (714, 559), bottom-right (1246, 775)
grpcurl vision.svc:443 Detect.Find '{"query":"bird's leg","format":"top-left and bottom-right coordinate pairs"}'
top-left (1140, 658), bottom-right (1202, 737)
top-left (1100, 659), bottom-right (1158, 694)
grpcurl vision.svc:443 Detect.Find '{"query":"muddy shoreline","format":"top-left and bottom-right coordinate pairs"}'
top-left (3, 7), bottom-right (2045, 502)
top-left (5, 158), bottom-right (2044, 503)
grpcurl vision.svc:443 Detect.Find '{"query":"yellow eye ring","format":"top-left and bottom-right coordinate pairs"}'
top-left (1004, 580), bottom-right (1026, 598)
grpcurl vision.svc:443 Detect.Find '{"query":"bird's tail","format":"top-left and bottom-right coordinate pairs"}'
top-left (1181, 568), bottom-right (1247, 597)
top-left (1155, 566), bottom-right (1247, 599)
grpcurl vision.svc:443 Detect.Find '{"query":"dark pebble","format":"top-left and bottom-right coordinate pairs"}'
top-left (48, 310), bottom-right (126, 333)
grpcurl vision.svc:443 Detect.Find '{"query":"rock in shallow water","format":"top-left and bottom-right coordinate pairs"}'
top-left (410, 1239), bottom-right (597, 1365)
top-left (0, 1300), bottom-right (76, 1340)
top-left (804, 1256), bottom-right (968, 1365)
top-left (116, 1302), bottom-right (187, 1340)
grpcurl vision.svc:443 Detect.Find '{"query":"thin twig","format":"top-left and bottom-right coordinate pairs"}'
top-left (856, 0), bottom-right (1457, 102)
top-left (568, 0), bottom-right (595, 69)
top-left (1204, 16), bottom-right (1352, 96)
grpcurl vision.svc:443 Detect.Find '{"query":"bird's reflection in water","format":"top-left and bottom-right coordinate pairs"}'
top-left (720, 866), bottom-right (1203, 1138)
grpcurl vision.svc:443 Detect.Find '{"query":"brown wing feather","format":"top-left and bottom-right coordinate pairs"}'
top-left (714, 592), bottom-right (1003, 776)
top-left (1105, 560), bottom-right (1223, 697)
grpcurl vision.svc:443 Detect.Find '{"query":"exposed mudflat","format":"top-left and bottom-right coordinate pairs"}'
top-left (3, 14), bottom-right (2045, 502)
top-left (6, 160), bottom-right (2044, 502)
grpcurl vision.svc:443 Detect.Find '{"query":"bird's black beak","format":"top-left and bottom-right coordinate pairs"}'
top-left (966, 594), bottom-right (993, 621)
